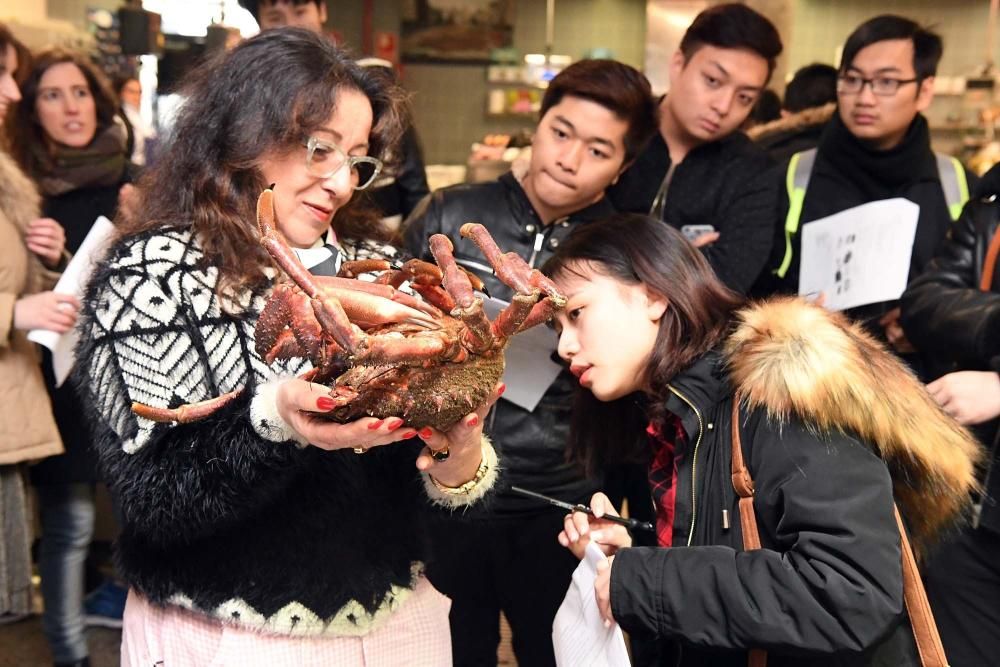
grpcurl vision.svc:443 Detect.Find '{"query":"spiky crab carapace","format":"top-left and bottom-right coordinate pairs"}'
top-left (132, 187), bottom-right (566, 431)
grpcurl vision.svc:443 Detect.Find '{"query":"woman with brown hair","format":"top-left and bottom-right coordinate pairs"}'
top-left (544, 214), bottom-right (980, 666)
top-left (6, 46), bottom-right (134, 665)
top-left (74, 28), bottom-right (498, 666)
top-left (0, 23), bottom-right (72, 628)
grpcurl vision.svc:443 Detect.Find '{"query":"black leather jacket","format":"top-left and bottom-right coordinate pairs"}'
top-left (901, 191), bottom-right (1000, 533)
top-left (402, 172), bottom-right (613, 515)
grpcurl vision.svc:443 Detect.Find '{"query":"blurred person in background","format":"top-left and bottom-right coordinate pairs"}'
top-left (114, 76), bottom-right (155, 167)
top-left (356, 57), bottom-right (430, 230)
top-left (0, 22), bottom-right (74, 629)
top-left (748, 63), bottom-right (838, 162)
top-left (7, 48), bottom-right (135, 666)
top-left (608, 3), bottom-right (783, 295)
top-left (742, 88), bottom-right (781, 130)
top-left (240, 0), bottom-right (328, 33)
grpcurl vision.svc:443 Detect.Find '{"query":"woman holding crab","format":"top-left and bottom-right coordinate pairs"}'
top-left (74, 29), bottom-right (500, 666)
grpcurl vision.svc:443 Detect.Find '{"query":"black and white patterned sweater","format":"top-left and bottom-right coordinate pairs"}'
top-left (74, 227), bottom-right (496, 636)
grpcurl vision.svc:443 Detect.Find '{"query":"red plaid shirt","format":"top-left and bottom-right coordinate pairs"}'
top-left (647, 417), bottom-right (685, 547)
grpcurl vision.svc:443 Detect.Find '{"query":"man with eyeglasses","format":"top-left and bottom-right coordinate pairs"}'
top-left (756, 15), bottom-right (976, 358)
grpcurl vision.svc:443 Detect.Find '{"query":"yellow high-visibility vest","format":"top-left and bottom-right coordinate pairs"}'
top-left (775, 148), bottom-right (969, 279)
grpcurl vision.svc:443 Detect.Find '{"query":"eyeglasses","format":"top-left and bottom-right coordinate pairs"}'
top-left (837, 74), bottom-right (919, 96)
top-left (304, 136), bottom-right (383, 190)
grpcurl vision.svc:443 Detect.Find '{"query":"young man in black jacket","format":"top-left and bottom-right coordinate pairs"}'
top-left (757, 15), bottom-right (975, 354)
top-left (608, 3), bottom-right (783, 294)
top-left (402, 59), bottom-right (657, 667)
top-left (899, 163), bottom-right (1000, 667)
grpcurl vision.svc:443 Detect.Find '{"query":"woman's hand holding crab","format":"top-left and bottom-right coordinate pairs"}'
top-left (414, 382), bottom-right (505, 487)
top-left (277, 379), bottom-right (418, 451)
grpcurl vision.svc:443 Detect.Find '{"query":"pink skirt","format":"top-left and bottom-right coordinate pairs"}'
top-left (120, 577), bottom-right (452, 666)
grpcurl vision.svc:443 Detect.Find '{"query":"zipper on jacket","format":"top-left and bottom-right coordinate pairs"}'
top-left (526, 231), bottom-right (546, 268)
top-left (666, 384), bottom-right (704, 546)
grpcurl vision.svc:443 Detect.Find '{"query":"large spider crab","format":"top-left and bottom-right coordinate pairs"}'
top-left (132, 187), bottom-right (566, 431)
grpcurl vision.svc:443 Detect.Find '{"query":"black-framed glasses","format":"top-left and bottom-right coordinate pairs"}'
top-left (837, 74), bottom-right (919, 96)
top-left (304, 136), bottom-right (383, 190)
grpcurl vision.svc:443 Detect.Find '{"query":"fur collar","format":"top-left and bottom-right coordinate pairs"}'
top-left (723, 297), bottom-right (981, 549)
top-left (0, 150), bottom-right (42, 233)
top-left (747, 103), bottom-right (836, 143)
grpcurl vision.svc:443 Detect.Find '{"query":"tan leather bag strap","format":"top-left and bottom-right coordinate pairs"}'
top-left (730, 403), bottom-right (767, 667)
top-left (981, 224), bottom-right (1000, 291)
top-left (894, 507), bottom-right (949, 666)
top-left (729, 402), bottom-right (948, 667)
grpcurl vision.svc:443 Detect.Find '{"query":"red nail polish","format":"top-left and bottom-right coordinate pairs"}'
top-left (367, 419), bottom-right (384, 430)
top-left (401, 430), bottom-right (418, 439)
top-left (466, 415), bottom-right (479, 427)
top-left (386, 417), bottom-right (404, 430)
top-left (316, 397), bottom-right (336, 411)
top-left (497, 383), bottom-right (506, 397)
top-left (419, 427), bottom-right (433, 438)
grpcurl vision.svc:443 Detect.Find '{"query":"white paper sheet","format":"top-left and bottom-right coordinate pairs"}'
top-left (482, 296), bottom-right (563, 412)
top-left (27, 216), bottom-right (116, 387)
top-left (553, 542), bottom-right (631, 667)
top-left (798, 198), bottom-right (920, 312)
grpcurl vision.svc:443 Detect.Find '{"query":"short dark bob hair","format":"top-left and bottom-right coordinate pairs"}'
top-left (841, 15), bottom-right (942, 81)
top-left (539, 59), bottom-right (658, 165)
top-left (118, 28), bottom-right (405, 301)
top-left (542, 214), bottom-right (744, 473)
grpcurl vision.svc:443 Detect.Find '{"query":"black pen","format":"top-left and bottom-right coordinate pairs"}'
top-left (510, 485), bottom-right (655, 533)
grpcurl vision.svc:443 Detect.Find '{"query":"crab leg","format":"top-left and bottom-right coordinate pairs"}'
top-left (257, 190), bottom-right (369, 354)
top-left (133, 389), bottom-right (244, 424)
top-left (458, 223), bottom-right (566, 339)
top-left (459, 223), bottom-right (565, 303)
top-left (429, 233), bottom-right (494, 353)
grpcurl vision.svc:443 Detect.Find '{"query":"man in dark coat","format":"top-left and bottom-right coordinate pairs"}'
top-left (608, 3), bottom-right (783, 295)
top-left (899, 162), bottom-right (1000, 667)
top-left (755, 15), bottom-right (976, 356)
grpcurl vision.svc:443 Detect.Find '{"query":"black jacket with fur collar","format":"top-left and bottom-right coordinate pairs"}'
top-left (611, 298), bottom-right (979, 666)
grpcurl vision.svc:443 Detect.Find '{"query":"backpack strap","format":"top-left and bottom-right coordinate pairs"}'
top-left (775, 149), bottom-right (817, 279)
top-left (935, 153), bottom-right (970, 222)
top-left (729, 401), bottom-right (948, 667)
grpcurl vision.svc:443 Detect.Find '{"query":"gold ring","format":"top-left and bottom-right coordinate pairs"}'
top-left (430, 446), bottom-right (450, 462)
top-left (353, 446), bottom-right (367, 454)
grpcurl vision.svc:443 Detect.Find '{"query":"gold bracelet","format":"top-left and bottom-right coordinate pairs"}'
top-left (429, 438), bottom-right (493, 496)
